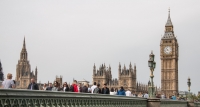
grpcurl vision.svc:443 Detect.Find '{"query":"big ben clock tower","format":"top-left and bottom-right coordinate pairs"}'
top-left (160, 9), bottom-right (179, 98)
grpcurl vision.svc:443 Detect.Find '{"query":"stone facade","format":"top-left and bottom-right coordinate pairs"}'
top-left (93, 63), bottom-right (149, 93)
top-left (15, 38), bottom-right (38, 89)
top-left (160, 10), bottom-right (179, 98)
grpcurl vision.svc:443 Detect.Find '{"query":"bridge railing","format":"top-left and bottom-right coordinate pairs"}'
top-left (0, 89), bottom-right (147, 107)
top-left (160, 99), bottom-right (188, 107)
top-left (194, 102), bottom-right (200, 107)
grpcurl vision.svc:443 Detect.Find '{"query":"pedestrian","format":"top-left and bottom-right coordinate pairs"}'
top-left (91, 82), bottom-right (97, 94)
top-left (72, 80), bottom-right (78, 92)
top-left (82, 83), bottom-right (88, 93)
top-left (171, 95), bottom-right (176, 100)
top-left (1, 73), bottom-right (15, 89)
top-left (78, 83), bottom-right (82, 92)
top-left (117, 86), bottom-right (125, 96)
top-left (101, 83), bottom-right (110, 94)
top-left (110, 87), bottom-right (117, 95)
top-left (61, 82), bottom-right (69, 92)
top-left (125, 89), bottom-right (132, 96)
top-left (93, 84), bottom-right (101, 94)
top-left (42, 83), bottom-right (47, 90)
top-left (138, 92), bottom-right (143, 97)
top-left (27, 78), bottom-right (39, 90)
top-left (132, 91), bottom-right (137, 97)
top-left (87, 84), bottom-right (91, 93)
top-left (115, 88), bottom-right (118, 93)
top-left (161, 93), bottom-right (165, 99)
top-left (52, 81), bottom-right (59, 91)
top-left (46, 83), bottom-right (53, 91)
top-left (144, 92), bottom-right (149, 98)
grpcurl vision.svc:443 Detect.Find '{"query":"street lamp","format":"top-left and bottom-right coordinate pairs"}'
top-left (187, 77), bottom-right (191, 93)
top-left (148, 51), bottom-right (156, 98)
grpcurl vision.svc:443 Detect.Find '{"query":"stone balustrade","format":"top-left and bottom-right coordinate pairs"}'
top-left (0, 89), bottom-right (196, 107)
top-left (0, 89), bottom-right (147, 107)
top-left (194, 102), bottom-right (200, 107)
top-left (160, 99), bottom-right (188, 107)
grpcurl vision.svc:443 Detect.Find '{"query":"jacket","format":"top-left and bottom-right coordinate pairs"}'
top-left (61, 86), bottom-right (69, 92)
top-left (82, 86), bottom-right (88, 93)
top-left (101, 87), bottom-right (110, 94)
top-left (27, 82), bottom-right (39, 90)
top-left (73, 84), bottom-right (78, 92)
top-left (46, 86), bottom-right (53, 91)
top-left (117, 89), bottom-right (125, 95)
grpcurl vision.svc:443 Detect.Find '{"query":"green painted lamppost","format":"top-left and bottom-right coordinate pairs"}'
top-left (148, 51), bottom-right (156, 98)
top-left (187, 77), bottom-right (191, 93)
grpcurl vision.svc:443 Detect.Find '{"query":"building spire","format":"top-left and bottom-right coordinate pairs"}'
top-left (23, 36), bottom-right (26, 50)
top-left (165, 8), bottom-right (173, 27)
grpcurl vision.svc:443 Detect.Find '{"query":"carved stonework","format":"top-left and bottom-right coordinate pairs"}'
top-left (15, 38), bottom-right (38, 89)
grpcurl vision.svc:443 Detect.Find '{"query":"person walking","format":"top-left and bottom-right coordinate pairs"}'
top-left (132, 91), bottom-right (137, 97)
top-left (42, 83), bottom-right (47, 90)
top-left (101, 84), bottom-right (110, 94)
top-left (91, 82), bottom-right (97, 94)
top-left (171, 95), bottom-right (176, 100)
top-left (46, 83), bottom-right (53, 91)
top-left (144, 92), bottom-right (149, 98)
top-left (117, 86), bottom-right (125, 96)
top-left (52, 81), bottom-right (59, 91)
top-left (78, 83), bottom-right (82, 92)
top-left (61, 82), bottom-right (69, 92)
top-left (87, 84), bottom-right (91, 93)
top-left (110, 87), bottom-right (117, 95)
top-left (138, 92), bottom-right (143, 97)
top-left (72, 80), bottom-right (78, 92)
top-left (93, 84), bottom-right (101, 94)
top-left (27, 78), bottom-right (39, 90)
top-left (1, 73), bottom-right (15, 89)
top-left (82, 83), bottom-right (89, 93)
top-left (161, 93), bottom-right (165, 99)
top-left (125, 89), bottom-right (132, 96)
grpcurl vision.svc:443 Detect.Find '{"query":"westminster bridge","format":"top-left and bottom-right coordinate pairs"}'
top-left (0, 89), bottom-right (200, 107)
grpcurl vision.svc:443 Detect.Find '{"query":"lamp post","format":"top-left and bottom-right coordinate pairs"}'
top-left (148, 51), bottom-right (156, 98)
top-left (187, 77), bottom-right (191, 93)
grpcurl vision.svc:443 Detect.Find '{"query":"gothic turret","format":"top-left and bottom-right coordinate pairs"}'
top-left (20, 37), bottom-right (28, 60)
top-left (118, 62), bottom-right (121, 75)
top-left (93, 63), bottom-right (96, 75)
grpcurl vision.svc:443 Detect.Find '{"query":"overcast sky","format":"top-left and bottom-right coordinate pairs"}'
top-left (0, 0), bottom-right (200, 94)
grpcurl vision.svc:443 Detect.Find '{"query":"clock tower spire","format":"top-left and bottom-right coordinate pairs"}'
top-left (160, 9), bottom-right (179, 98)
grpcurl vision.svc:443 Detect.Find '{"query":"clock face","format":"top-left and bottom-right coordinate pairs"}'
top-left (164, 46), bottom-right (172, 54)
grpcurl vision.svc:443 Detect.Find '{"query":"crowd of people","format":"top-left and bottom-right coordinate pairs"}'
top-left (0, 73), bottom-right (181, 100)
top-left (0, 73), bottom-right (149, 97)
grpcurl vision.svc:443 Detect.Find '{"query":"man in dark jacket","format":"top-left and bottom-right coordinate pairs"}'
top-left (46, 83), bottom-right (53, 91)
top-left (27, 78), bottom-right (39, 90)
top-left (101, 83), bottom-right (109, 94)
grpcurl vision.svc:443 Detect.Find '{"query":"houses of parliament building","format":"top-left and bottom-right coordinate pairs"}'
top-left (93, 10), bottom-right (179, 97)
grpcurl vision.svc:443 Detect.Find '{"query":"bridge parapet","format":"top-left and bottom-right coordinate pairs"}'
top-left (194, 102), bottom-right (200, 107)
top-left (0, 89), bottom-right (147, 107)
top-left (160, 99), bottom-right (187, 107)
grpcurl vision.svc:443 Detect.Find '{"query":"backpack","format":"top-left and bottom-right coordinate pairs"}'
top-left (93, 87), bottom-right (99, 93)
top-left (69, 85), bottom-right (74, 92)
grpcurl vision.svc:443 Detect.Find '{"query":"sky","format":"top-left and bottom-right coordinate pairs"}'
top-left (0, 0), bottom-right (200, 94)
